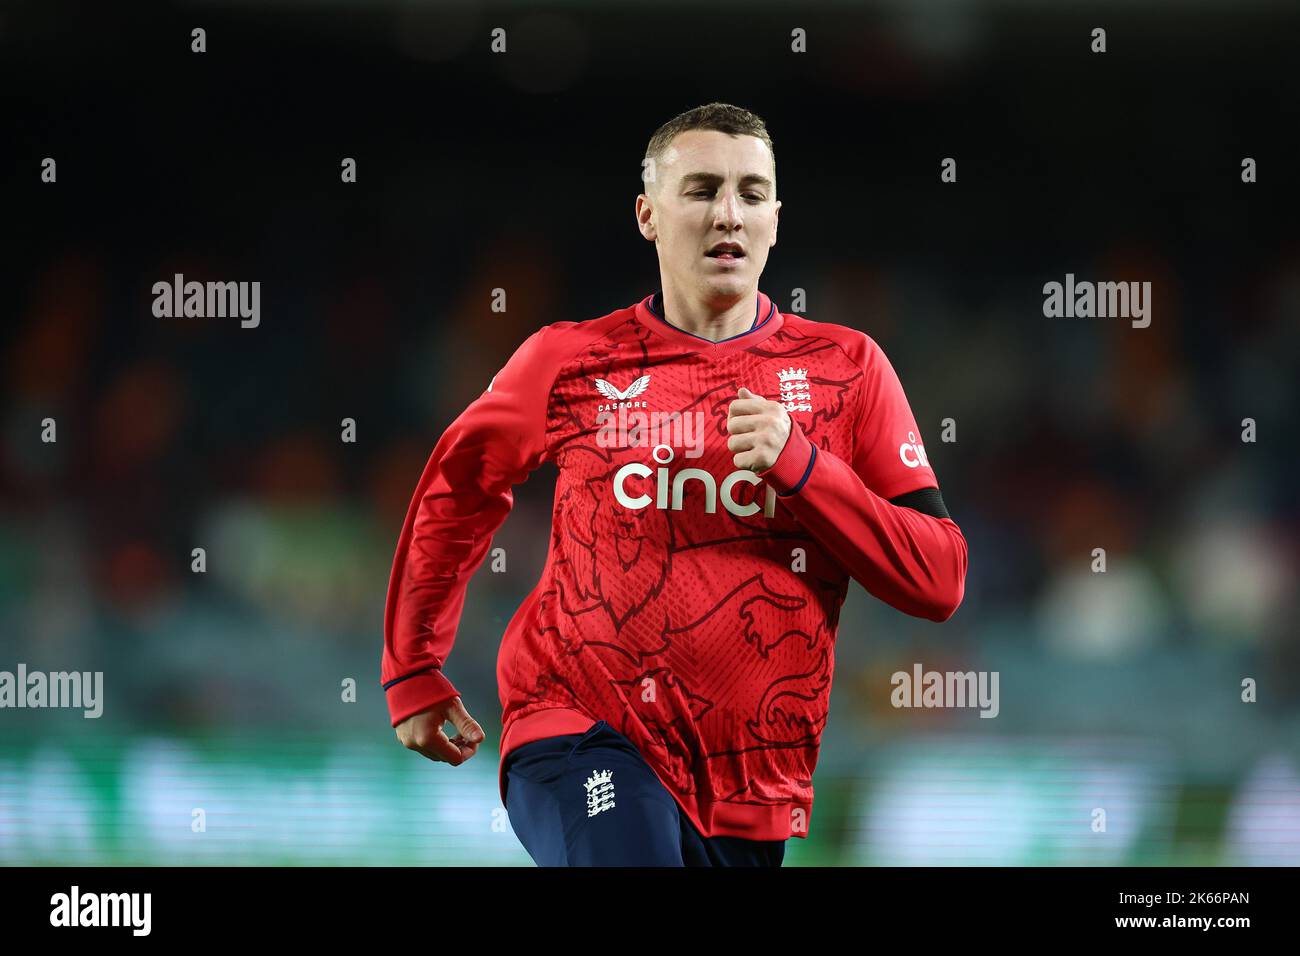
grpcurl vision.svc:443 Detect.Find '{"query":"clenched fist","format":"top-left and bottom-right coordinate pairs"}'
top-left (726, 386), bottom-right (792, 473)
top-left (395, 696), bottom-right (485, 766)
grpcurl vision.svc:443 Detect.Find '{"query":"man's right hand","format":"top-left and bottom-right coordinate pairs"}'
top-left (395, 696), bottom-right (485, 766)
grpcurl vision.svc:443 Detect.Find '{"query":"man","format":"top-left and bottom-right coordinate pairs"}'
top-left (381, 102), bottom-right (968, 866)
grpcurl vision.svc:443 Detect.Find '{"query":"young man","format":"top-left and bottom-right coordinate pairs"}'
top-left (381, 102), bottom-right (968, 866)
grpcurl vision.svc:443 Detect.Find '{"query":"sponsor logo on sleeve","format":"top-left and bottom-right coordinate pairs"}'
top-left (899, 431), bottom-right (929, 468)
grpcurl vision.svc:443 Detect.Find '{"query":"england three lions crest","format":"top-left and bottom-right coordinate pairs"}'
top-left (777, 367), bottom-right (813, 413)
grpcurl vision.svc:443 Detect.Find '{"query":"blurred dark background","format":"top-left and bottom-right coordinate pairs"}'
top-left (1, 0), bottom-right (1297, 864)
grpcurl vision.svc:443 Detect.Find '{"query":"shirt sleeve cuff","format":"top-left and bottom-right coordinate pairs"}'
top-left (384, 667), bottom-right (460, 727)
top-left (757, 417), bottom-right (816, 495)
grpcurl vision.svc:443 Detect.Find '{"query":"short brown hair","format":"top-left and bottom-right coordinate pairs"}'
top-left (643, 102), bottom-right (776, 194)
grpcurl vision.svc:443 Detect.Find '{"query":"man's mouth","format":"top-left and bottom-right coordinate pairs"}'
top-left (706, 243), bottom-right (746, 261)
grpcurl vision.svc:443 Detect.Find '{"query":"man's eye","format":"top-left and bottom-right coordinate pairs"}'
top-left (690, 190), bottom-right (764, 202)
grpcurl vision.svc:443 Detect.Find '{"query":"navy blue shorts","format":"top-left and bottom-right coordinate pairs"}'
top-left (503, 720), bottom-right (786, 867)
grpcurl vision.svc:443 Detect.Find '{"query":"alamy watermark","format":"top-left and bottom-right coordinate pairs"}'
top-left (1042, 273), bottom-right (1151, 328)
top-left (891, 663), bottom-right (999, 718)
top-left (596, 407), bottom-right (707, 458)
top-left (593, 375), bottom-right (706, 459)
top-left (152, 273), bottom-right (260, 328)
top-left (0, 664), bottom-right (103, 718)
top-left (50, 886), bottom-right (150, 936)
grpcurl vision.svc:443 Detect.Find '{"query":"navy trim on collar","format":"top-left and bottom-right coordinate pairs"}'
top-left (647, 291), bottom-right (775, 344)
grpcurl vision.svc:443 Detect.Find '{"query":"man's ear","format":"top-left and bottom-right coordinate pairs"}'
top-left (771, 199), bottom-right (781, 247)
top-left (635, 193), bottom-right (657, 241)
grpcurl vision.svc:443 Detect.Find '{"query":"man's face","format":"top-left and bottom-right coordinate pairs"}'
top-left (636, 129), bottom-right (781, 303)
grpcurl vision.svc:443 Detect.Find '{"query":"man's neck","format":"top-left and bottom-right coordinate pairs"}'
top-left (658, 284), bottom-right (757, 343)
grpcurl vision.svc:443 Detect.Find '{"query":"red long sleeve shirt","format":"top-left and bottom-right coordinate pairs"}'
top-left (381, 290), bottom-right (968, 841)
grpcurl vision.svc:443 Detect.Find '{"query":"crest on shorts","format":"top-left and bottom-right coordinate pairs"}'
top-left (584, 769), bottom-right (616, 817)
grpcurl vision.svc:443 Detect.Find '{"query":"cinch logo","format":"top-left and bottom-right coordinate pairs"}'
top-left (899, 431), bottom-right (929, 469)
top-left (613, 445), bottom-right (777, 518)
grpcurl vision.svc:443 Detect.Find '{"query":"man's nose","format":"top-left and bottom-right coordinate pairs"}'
top-left (713, 191), bottom-right (743, 229)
